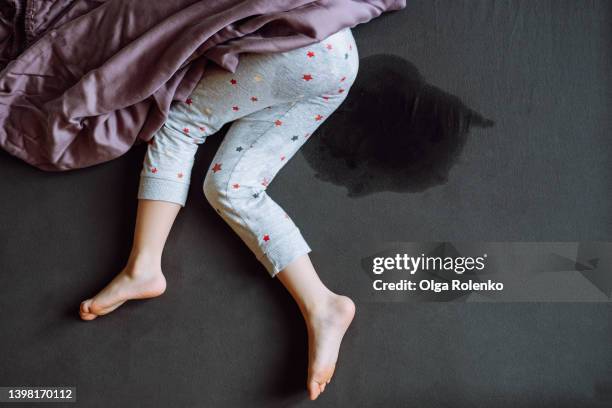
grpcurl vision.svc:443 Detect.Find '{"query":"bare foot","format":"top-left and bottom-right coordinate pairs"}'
top-left (305, 294), bottom-right (355, 400)
top-left (79, 256), bottom-right (166, 321)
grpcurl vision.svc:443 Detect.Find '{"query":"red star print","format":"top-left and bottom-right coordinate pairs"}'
top-left (303, 74), bottom-right (313, 81)
top-left (280, 155), bottom-right (286, 161)
top-left (261, 178), bottom-right (269, 187)
top-left (326, 43), bottom-right (333, 50)
top-left (151, 167), bottom-right (157, 173)
top-left (183, 127), bottom-right (190, 133)
top-left (212, 163), bottom-right (222, 173)
top-left (307, 51), bottom-right (315, 58)
top-left (232, 106), bottom-right (239, 111)
top-left (315, 114), bottom-right (323, 121)
top-left (186, 98), bottom-right (193, 105)
top-left (338, 88), bottom-right (345, 93)
top-left (322, 96), bottom-right (329, 101)
top-left (349, 44), bottom-right (352, 50)
top-left (340, 76), bottom-right (346, 82)
top-left (200, 126), bottom-right (206, 132)
top-left (232, 183), bottom-right (240, 189)
top-left (274, 119), bottom-right (283, 126)
top-left (177, 172), bottom-right (184, 179)
top-left (251, 96), bottom-right (258, 102)
top-left (263, 234), bottom-right (270, 242)
top-left (230, 79), bottom-right (237, 85)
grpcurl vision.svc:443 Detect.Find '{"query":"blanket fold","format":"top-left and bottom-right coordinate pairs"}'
top-left (0, 0), bottom-right (405, 171)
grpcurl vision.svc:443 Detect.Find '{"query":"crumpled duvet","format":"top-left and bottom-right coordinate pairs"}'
top-left (0, 0), bottom-right (405, 171)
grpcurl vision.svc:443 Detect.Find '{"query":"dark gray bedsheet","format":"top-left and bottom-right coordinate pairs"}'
top-left (0, 1), bottom-right (610, 407)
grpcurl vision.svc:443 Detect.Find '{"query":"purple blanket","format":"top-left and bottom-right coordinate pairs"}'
top-left (0, 0), bottom-right (405, 171)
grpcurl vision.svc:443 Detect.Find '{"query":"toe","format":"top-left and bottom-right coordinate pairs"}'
top-left (79, 300), bottom-right (99, 321)
top-left (307, 366), bottom-right (335, 400)
top-left (308, 381), bottom-right (321, 401)
top-left (80, 300), bottom-right (91, 314)
top-left (79, 311), bottom-right (98, 321)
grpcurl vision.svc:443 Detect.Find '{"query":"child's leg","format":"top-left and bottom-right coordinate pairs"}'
top-left (203, 37), bottom-right (359, 396)
top-left (79, 200), bottom-right (179, 320)
top-left (277, 255), bottom-right (355, 400)
top-left (80, 97), bottom-right (214, 320)
top-left (202, 91), bottom-right (348, 276)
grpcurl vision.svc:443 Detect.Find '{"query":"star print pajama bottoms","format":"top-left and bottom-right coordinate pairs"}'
top-left (137, 27), bottom-right (358, 277)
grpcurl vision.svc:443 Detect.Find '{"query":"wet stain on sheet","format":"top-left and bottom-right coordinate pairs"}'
top-left (301, 54), bottom-right (494, 197)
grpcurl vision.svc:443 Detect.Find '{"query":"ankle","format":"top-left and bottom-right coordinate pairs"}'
top-left (302, 290), bottom-right (340, 317)
top-left (126, 251), bottom-right (162, 277)
top-left (306, 293), bottom-right (355, 321)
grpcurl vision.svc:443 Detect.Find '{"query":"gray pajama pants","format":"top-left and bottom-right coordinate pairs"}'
top-left (137, 27), bottom-right (359, 277)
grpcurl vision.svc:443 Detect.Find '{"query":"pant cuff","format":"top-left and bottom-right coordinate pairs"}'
top-left (138, 175), bottom-right (190, 207)
top-left (257, 228), bottom-right (312, 278)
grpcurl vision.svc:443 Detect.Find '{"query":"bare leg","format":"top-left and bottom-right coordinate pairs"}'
top-left (276, 254), bottom-right (355, 401)
top-left (79, 199), bottom-right (180, 320)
